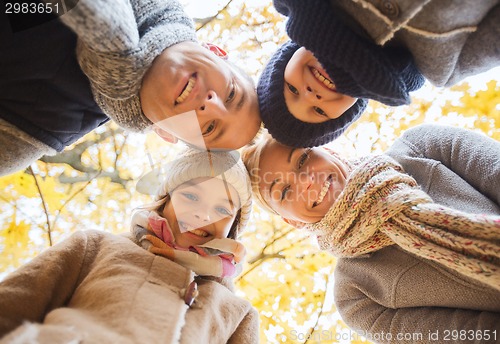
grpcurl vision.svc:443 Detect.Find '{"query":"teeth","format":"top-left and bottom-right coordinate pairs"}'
top-left (311, 67), bottom-right (334, 90)
top-left (314, 178), bottom-right (331, 207)
top-left (189, 229), bottom-right (208, 237)
top-left (175, 76), bottom-right (196, 105)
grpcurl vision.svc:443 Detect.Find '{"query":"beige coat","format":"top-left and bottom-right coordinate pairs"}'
top-left (332, 0), bottom-right (500, 87)
top-left (334, 125), bottom-right (500, 343)
top-left (0, 230), bottom-right (259, 344)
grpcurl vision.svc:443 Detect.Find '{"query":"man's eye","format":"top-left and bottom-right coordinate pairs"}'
top-left (314, 107), bottom-right (327, 117)
top-left (286, 83), bottom-right (299, 95)
top-left (281, 185), bottom-right (291, 201)
top-left (202, 120), bottom-right (216, 136)
top-left (297, 149), bottom-right (311, 169)
top-left (226, 84), bottom-right (236, 103)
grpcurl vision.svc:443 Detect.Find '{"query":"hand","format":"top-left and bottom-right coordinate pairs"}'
top-left (140, 234), bottom-right (176, 260)
top-left (232, 241), bottom-right (246, 264)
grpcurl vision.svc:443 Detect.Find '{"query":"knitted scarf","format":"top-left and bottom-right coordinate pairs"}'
top-left (275, 0), bottom-right (425, 106)
top-left (306, 155), bottom-right (500, 291)
top-left (131, 210), bottom-right (244, 278)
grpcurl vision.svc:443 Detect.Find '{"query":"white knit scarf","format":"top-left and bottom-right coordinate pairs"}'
top-left (307, 155), bottom-right (500, 291)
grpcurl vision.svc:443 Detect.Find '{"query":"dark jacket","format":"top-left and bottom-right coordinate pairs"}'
top-left (0, 12), bottom-right (108, 152)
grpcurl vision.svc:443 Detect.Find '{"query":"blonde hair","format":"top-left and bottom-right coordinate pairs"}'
top-left (241, 132), bottom-right (279, 215)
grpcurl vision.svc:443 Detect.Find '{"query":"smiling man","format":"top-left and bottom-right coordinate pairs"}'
top-left (0, 0), bottom-right (261, 176)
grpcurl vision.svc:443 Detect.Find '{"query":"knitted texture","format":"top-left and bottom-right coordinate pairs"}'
top-left (131, 210), bottom-right (244, 277)
top-left (138, 148), bottom-right (252, 236)
top-left (60, 0), bottom-right (197, 132)
top-left (276, 0), bottom-right (425, 105)
top-left (258, 41), bottom-right (368, 147)
top-left (306, 154), bottom-right (500, 291)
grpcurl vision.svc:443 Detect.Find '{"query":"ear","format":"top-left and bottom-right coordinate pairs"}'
top-left (153, 125), bottom-right (178, 144)
top-left (202, 42), bottom-right (229, 60)
top-left (283, 218), bottom-right (307, 229)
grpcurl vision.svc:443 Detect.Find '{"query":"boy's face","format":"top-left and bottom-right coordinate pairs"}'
top-left (162, 177), bottom-right (240, 248)
top-left (283, 47), bottom-right (357, 123)
top-left (256, 141), bottom-right (349, 224)
top-left (140, 42), bottom-right (261, 150)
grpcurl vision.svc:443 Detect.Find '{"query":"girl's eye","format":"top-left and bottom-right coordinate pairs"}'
top-left (216, 206), bottom-right (232, 216)
top-left (314, 106), bottom-right (327, 117)
top-left (297, 149), bottom-right (311, 169)
top-left (182, 192), bottom-right (198, 201)
top-left (286, 83), bottom-right (299, 95)
top-left (202, 120), bottom-right (216, 136)
top-left (280, 185), bottom-right (291, 201)
top-left (226, 84), bottom-right (236, 103)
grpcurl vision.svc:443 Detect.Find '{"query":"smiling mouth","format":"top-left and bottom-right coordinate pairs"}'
top-left (175, 74), bottom-right (196, 105)
top-left (179, 221), bottom-right (209, 237)
top-left (312, 176), bottom-right (332, 207)
top-left (311, 67), bottom-right (335, 90)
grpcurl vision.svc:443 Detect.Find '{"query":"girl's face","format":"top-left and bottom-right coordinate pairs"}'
top-left (256, 141), bottom-right (349, 224)
top-left (140, 42), bottom-right (261, 150)
top-left (162, 177), bottom-right (241, 248)
top-left (283, 47), bottom-right (357, 123)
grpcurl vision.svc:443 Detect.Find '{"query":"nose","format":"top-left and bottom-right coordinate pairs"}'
top-left (297, 171), bottom-right (314, 193)
top-left (198, 90), bottom-right (227, 117)
top-left (305, 86), bottom-right (322, 102)
top-left (194, 209), bottom-right (211, 223)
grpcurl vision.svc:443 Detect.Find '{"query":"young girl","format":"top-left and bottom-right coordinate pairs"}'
top-left (258, 0), bottom-right (499, 148)
top-left (0, 149), bottom-right (259, 344)
top-left (242, 124), bottom-right (500, 342)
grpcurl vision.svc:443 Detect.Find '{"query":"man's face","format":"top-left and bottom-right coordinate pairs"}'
top-left (257, 141), bottom-right (349, 224)
top-left (283, 47), bottom-right (357, 123)
top-left (140, 42), bottom-right (261, 150)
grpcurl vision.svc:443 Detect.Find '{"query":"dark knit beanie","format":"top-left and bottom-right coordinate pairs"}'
top-left (257, 41), bottom-right (368, 148)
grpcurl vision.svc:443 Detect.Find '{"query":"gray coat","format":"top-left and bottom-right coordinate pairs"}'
top-left (334, 124), bottom-right (500, 343)
top-left (332, 0), bottom-right (500, 86)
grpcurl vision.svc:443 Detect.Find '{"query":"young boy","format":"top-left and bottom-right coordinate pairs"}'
top-left (0, 148), bottom-right (259, 343)
top-left (242, 124), bottom-right (500, 341)
top-left (258, 0), bottom-right (499, 147)
top-left (0, 0), bottom-right (261, 176)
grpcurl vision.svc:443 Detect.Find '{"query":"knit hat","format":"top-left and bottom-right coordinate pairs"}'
top-left (137, 148), bottom-right (252, 235)
top-left (70, 0), bottom-right (198, 132)
top-left (258, 0), bottom-right (425, 147)
top-left (258, 41), bottom-right (368, 148)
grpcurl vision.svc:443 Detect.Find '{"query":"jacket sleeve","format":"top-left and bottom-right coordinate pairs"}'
top-left (0, 231), bottom-right (94, 338)
top-left (227, 306), bottom-right (260, 344)
top-left (47, 0), bottom-right (195, 54)
top-left (447, 3), bottom-right (500, 86)
top-left (335, 285), bottom-right (500, 344)
top-left (395, 124), bottom-right (500, 207)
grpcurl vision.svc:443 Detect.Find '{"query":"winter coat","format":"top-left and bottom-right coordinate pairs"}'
top-left (331, 0), bottom-right (500, 86)
top-left (0, 230), bottom-right (259, 344)
top-left (334, 124), bottom-right (500, 343)
top-left (0, 12), bottom-right (108, 152)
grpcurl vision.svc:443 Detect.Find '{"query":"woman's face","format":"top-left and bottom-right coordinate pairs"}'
top-left (162, 177), bottom-right (241, 248)
top-left (140, 42), bottom-right (261, 150)
top-left (283, 47), bottom-right (357, 123)
top-left (256, 141), bottom-right (349, 224)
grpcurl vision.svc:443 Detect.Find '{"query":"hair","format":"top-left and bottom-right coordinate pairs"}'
top-left (140, 180), bottom-right (242, 240)
top-left (240, 132), bottom-right (279, 215)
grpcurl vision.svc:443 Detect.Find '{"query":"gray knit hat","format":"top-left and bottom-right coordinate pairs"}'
top-left (137, 148), bottom-right (252, 234)
top-left (257, 41), bottom-right (368, 148)
top-left (70, 0), bottom-right (198, 132)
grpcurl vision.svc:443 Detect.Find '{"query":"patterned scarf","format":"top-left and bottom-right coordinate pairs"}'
top-left (306, 155), bottom-right (500, 291)
top-left (131, 210), bottom-right (245, 278)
